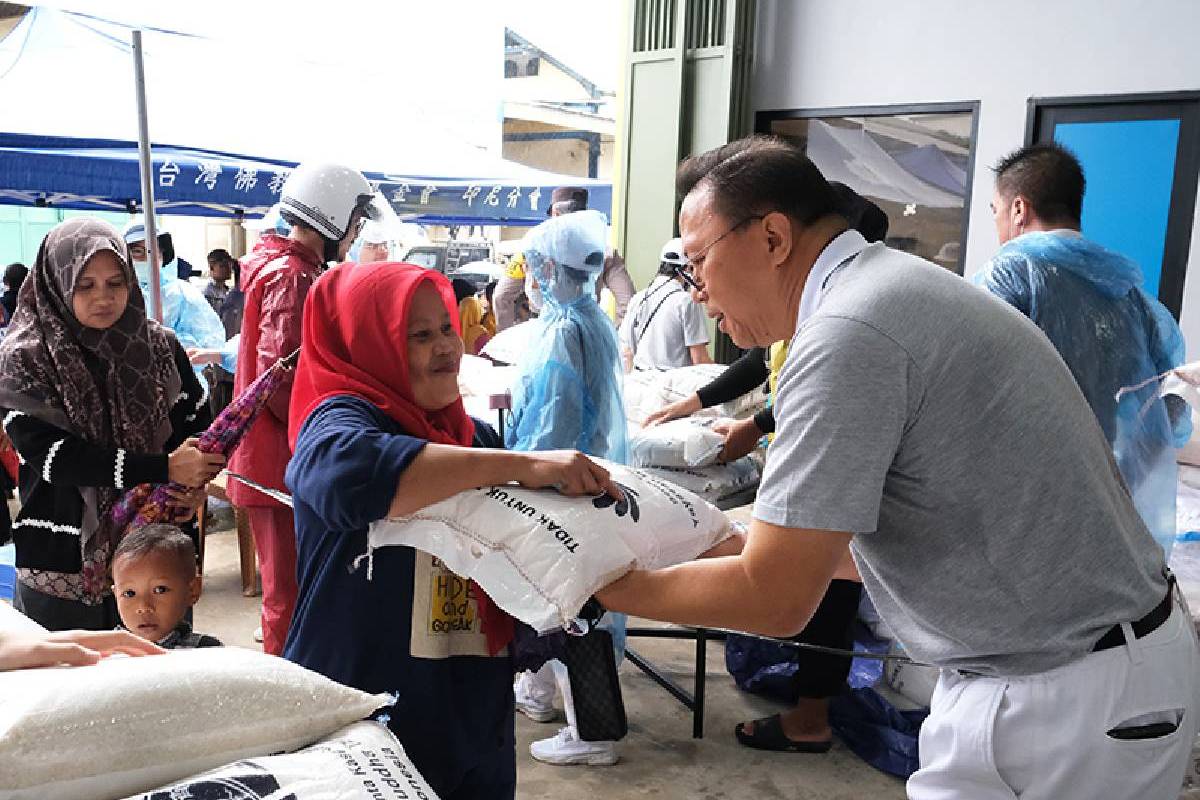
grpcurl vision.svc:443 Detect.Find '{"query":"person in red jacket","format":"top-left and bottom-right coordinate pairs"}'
top-left (230, 162), bottom-right (378, 654)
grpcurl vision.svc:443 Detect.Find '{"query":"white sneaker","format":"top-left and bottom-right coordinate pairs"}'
top-left (253, 626), bottom-right (263, 643)
top-left (514, 673), bottom-right (557, 723)
top-left (530, 726), bottom-right (618, 766)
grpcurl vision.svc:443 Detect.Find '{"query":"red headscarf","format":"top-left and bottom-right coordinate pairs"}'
top-left (288, 262), bottom-right (475, 449)
top-left (289, 262), bottom-right (512, 655)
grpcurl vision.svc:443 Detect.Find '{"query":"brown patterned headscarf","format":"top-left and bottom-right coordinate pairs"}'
top-left (0, 217), bottom-right (180, 550)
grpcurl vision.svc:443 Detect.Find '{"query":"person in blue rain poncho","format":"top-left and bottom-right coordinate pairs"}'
top-left (506, 209), bottom-right (628, 461)
top-left (506, 208), bottom-right (630, 767)
top-left (122, 222), bottom-right (225, 378)
top-left (979, 142), bottom-right (1190, 557)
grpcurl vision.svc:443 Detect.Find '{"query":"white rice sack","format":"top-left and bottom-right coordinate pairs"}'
top-left (479, 320), bottom-right (536, 365)
top-left (642, 457), bottom-right (761, 503)
top-left (369, 460), bottom-right (731, 632)
top-left (0, 647), bottom-right (390, 800)
top-left (623, 364), bottom-right (767, 425)
top-left (0, 601), bottom-right (46, 635)
top-left (123, 721), bottom-right (437, 800)
top-left (629, 417), bottom-right (725, 468)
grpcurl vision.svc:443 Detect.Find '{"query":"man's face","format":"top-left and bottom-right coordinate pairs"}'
top-left (678, 188), bottom-right (777, 348)
top-left (336, 210), bottom-right (367, 262)
top-left (359, 241), bottom-right (390, 264)
top-left (991, 188), bottom-right (1020, 245)
top-left (128, 240), bottom-right (149, 262)
top-left (112, 550), bottom-right (201, 644)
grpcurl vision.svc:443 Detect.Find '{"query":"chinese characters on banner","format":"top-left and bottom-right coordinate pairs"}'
top-left (155, 159), bottom-right (291, 196)
top-left (145, 157), bottom-right (606, 220)
top-left (385, 184), bottom-right (548, 212)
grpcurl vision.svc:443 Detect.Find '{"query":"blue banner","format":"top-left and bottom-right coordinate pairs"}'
top-left (0, 132), bottom-right (611, 225)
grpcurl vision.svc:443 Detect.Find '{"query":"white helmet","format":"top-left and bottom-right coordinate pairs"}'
top-left (279, 162), bottom-right (379, 241)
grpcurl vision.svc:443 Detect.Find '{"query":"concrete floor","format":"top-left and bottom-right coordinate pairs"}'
top-left (195, 525), bottom-right (908, 800)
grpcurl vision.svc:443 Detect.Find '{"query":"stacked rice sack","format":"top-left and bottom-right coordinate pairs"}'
top-left (627, 417), bottom-right (761, 507)
top-left (623, 364), bottom-right (766, 427)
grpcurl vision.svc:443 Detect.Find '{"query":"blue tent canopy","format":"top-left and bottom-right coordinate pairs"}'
top-left (0, 132), bottom-right (611, 226)
top-left (0, 9), bottom-right (611, 226)
top-left (0, 133), bottom-right (292, 218)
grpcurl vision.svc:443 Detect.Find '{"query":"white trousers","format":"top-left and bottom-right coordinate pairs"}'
top-left (909, 595), bottom-right (1200, 800)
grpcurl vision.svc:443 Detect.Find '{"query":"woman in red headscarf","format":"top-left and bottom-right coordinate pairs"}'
top-left (282, 261), bottom-right (618, 800)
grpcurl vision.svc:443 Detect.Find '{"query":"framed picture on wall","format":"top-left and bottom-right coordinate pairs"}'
top-left (756, 101), bottom-right (980, 275)
top-left (1026, 91), bottom-right (1200, 319)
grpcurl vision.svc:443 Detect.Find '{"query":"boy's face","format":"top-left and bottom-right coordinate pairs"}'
top-left (208, 258), bottom-right (231, 283)
top-left (112, 550), bottom-right (202, 643)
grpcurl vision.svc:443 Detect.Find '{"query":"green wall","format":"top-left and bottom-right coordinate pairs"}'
top-left (0, 206), bottom-right (129, 266)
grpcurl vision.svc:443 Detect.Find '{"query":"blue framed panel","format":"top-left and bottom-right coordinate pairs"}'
top-left (1026, 92), bottom-right (1200, 319)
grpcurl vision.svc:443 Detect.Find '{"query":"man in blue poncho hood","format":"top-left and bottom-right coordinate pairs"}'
top-left (123, 221), bottom-right (226, 379)
top-left (978, 142), bottom-right (1190, 557)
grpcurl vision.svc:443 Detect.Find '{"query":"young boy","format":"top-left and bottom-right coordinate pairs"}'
top-left (203, 249), bottom-right (234, 313)
top-left (112, 524), bottom-right (222, 649)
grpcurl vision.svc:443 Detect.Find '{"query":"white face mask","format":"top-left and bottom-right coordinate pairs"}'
top-left (132, 260), bottom-right (151, 284)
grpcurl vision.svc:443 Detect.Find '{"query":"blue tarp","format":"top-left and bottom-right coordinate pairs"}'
top-left (0, 132), bottom-right (612, 225)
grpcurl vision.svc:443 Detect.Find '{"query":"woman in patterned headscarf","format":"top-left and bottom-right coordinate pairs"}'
top-left (0, 218), bottom-right (224, 630)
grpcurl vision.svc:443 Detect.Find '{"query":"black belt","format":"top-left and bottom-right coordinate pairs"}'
top-left (1093, 577), bottom-right (1176, 653)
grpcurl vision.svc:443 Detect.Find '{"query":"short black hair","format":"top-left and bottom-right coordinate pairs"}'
top-left (4, 262), bottom-right (28, 291)
top-left (993, 142), bottom-right (1086, 225)
top-left (207, 248), bottom-right (232, 264)
top-left (829, 182), bottom-right (889, 243)
top-left (451, 278), bottom-right (476, 305)
top-left (113, 524), bottom-right (197, 577)
top-left (676, 135), bottom-right (838, 227)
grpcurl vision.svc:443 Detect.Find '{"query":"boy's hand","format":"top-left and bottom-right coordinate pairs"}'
top-left (0, 629), bottom-right (165, 671)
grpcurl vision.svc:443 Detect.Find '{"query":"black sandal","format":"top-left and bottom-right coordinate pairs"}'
top-left (734, 714), bottom-right (833, 753)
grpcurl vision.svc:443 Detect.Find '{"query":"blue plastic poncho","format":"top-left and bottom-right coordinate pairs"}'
top-left (218, 333), bottom-right (240, 374)
top-left (977, 231), bottom-right (1190, 556)
top-left (506, 209), bottom-right (628, 465)
top-left (138, 261), bottom-right (227, 375)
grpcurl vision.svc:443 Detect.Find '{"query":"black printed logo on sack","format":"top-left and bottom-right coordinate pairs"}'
top-left (592, 481), bottom-right (640, 522)
top-left (142, 762), bottom-right (294, 799)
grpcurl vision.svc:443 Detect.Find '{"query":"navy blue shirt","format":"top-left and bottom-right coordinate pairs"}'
top-left (284, 396), bottom-right (514, 798)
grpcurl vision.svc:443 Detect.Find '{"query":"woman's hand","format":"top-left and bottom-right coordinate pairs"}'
top-left (710, 417), bottom-right (763, 463)
top-left (168, 439), bottom-right (225, 488)
top-left (186, 347), bottom-right (222, 367)
top-left (0, 629), bottom-right (165, 671)
top-left (165, 485), bottom-right (206, 520)
top-left (643, 393), bottom-right (702, 427)
top-left (513, 450), bottom-right (623, 500)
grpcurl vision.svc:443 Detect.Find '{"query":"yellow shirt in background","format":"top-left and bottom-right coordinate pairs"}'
top-left (505, 253), bottom-right (525, 280)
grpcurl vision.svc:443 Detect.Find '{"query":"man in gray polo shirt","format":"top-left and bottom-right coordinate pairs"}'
top-left (597, 135), bottom-right (1198, 799)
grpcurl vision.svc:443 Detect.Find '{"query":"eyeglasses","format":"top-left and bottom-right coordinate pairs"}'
top-left (670, 215), bottom-right (764, 289)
